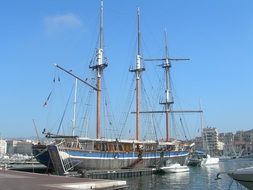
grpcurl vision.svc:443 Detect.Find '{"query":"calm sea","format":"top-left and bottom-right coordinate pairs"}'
top-left (124, 158), bottom-right (253, 190)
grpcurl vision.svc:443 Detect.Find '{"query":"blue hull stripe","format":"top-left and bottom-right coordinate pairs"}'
top-left (64, 150), bottom-right (189, 159)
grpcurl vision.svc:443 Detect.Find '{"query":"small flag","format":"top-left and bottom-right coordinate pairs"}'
top-left (43, 91), bottom-right (52, 107)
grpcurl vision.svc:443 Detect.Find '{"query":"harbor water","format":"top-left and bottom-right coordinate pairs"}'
top-left (122, 158), bottom-right (253, 190)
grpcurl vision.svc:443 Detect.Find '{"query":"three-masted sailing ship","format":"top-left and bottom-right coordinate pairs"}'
top-left (33, 1), bottom-right (197, 174)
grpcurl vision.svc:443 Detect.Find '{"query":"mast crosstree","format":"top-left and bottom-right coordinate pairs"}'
top-left (138, 31), bottom-right (201, 142)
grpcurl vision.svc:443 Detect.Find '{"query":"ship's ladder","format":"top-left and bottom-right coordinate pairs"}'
top-left (57, 139), bottom-right (84, 173)
top-left (47, 144), bottom-right (67, 176)
top-left (56, 140), bottom-right (74, 173)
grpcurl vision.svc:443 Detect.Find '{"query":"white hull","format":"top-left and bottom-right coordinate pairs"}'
top-left (228, 167), bottom-right (253, 190)
top-left (160, 164), bottom-right (189, 173)
top-left (201, 155), bottom-right (219, 166)
top-left (219, 156), bottom-right (231, 161)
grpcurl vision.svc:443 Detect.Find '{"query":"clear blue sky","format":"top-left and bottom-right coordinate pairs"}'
top-left (0, 0), bottom-right (253, 139)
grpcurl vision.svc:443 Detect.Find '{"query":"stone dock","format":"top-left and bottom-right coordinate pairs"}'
top-left (0, 169), bottom-right (127, 190)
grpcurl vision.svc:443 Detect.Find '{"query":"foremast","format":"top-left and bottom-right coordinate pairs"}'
top-left (129, 8), bottom-right (145, 141)
top-left (89, 0), bottom-right (107, 139)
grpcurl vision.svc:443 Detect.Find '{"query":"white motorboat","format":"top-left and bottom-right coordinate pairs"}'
top-left (186, 151), bottom-right (205, 166)
top-left (227, 167), bottom-right (253, 190)
top-left (160, 163), bottom-right (189, 173)
top-left (187, 157), bottom-right (202, 166)
top-left (201, 154), bottom-right (219, 166)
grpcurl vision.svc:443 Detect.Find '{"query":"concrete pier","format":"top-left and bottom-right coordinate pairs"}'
top-left (0, 169), bottom-right (127, 190)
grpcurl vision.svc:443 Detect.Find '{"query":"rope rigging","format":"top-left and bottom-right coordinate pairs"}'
top-left (118, 74), bottom-right (136, 139)
top-left (56, 84), bottom-right (74, 135)
top-left (180, 117), bottom-right (188, 141)
top-left (43, 68), bottom-right (61, 107)
top-left (140, 78), bottom-right (158, 141)
top-left (79, 88), bottom-right (94, 137)
top-left (101, 75), bottom-right (119, 139)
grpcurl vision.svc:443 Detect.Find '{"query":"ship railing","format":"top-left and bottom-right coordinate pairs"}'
top-left (57, 138), bottom-right (84, 149)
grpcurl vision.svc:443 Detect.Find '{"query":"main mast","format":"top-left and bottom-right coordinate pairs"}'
top-left (90, 0), bottom-right (107, 139)
top-left (130, 8), bottom-right (145, 141)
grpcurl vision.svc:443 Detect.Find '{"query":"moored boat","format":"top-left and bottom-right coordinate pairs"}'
top-left (227, 167), bottom-right (253, 189)
top-left (32, 1), bottom-right (201, 174)
top-left (186, 151), bottom-right (204, 166)
top-left (201, 154), bottom-right (219, 166)
top-left (56, 138), bottom-right (189, 170)
top-left (160, 163), bottom-right (189, 173)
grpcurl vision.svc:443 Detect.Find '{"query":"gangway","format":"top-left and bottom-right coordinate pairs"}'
top-left (47, 145), bottom-right (72, 176)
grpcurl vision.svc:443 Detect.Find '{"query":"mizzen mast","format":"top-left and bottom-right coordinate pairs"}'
top-left (130, 8), bottom-right (145, 141)
top-left (144, 30), bottom-right (190, 142)
top-left (159, 31), bottom-right (174, 142)
top-left (89, 0), bottom-right (107, 139)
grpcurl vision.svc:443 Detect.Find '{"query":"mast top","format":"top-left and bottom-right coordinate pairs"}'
top-left (164, 30), bottom-right (170, 66)
top-left (100, 0), bottom-right (104, 50)
top-left (137, 7), bottom-right (141, 56)
top-left (137, 7), bottom-right (140, 15)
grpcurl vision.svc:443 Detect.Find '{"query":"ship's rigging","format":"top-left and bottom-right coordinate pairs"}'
top-left (41, 0), bottom-right (201, 143)
top-left (33, 1), bottom-right (197, 173)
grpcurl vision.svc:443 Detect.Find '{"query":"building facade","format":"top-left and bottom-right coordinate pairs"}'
top-left (0, 140), bottom-right (7, 155)
top-left (202, 127), bottom-right (219, 156)
top-left (7, 140), bottom-right (33, 155)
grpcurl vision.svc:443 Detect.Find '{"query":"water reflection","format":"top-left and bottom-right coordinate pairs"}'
top-left (125, 159), bottom-right (253, 189)
top-left (126, 172), bottom-right (190, 190)
top-left (161, 172), bottom-right (190, 187)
